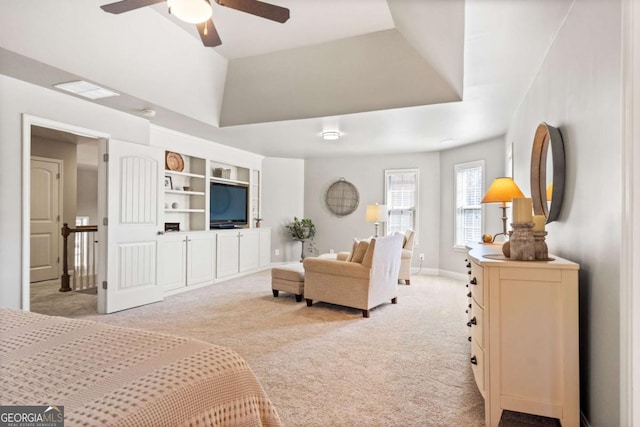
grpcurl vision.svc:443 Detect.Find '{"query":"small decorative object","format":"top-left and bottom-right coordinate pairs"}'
top-left (502, 240), bottom-right (511, 257)
top-left (213, 168), bottom-right (231, 179)
top-left (165, 151), bottom-right (184, 172)
top-left (286, 217), bottom-right (316, 261)
top-left (325, 178), bottom-right (359, 217)
top-left (512, 198), bottom-right (533, 223)
top-left (482, 234), bottom-right (494, 243)
top-left (171, 202), bottom-right (179, 209)
top-left (533, 231), bottom-right (549, 260)
top-left (254, 218), bottom-right (263, 228)
top-left (164, 222), bottom-right (180, 232)
top-left (510, 223), bottom-right (535, 261)
top-left (183, 186), bottom-right (190, 191)
top-left (164, 175), bottom-right (173, 189)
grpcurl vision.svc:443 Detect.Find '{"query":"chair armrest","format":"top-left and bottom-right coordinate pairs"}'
top-left (303, 258), bottom-right (370, 280)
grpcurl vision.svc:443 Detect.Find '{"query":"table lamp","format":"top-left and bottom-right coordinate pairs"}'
top-left (481, 177), bottom-right (525, 242)
top-left (365, 203), bottom-right (388, 237)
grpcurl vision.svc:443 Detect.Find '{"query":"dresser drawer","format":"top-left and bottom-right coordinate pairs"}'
top-left (470, 300), bottom-right (484, 348)
top-left (471, 339), bottom-right (485, 397)
top-left (470, 261), bottom-right (484, 306)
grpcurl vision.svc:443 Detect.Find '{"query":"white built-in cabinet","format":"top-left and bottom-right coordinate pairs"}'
top-left (150, 127), bottom-right (269, 297)
top-left (158, 233), bottom-right (216, 292)
top-left (216, 229), bottom-right (268, 278)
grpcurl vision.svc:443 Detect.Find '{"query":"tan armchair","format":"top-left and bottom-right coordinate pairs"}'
top-left (399, 229), bottom-right (415, 285)
top-left (302, 234), bottom-right (403, 318)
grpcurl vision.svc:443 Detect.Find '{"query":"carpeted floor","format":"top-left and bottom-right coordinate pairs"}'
top-left (30, 271), bottom-right (560, 427)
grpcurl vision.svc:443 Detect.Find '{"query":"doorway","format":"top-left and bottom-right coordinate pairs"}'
top-left (24, 118), bottom-right (106, 317)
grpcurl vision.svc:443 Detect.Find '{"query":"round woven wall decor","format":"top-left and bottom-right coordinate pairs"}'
top-left (325, 178), bottom-right (359, 217)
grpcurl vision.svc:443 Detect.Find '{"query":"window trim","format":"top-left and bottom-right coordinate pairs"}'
top-left (453, 160), bottom-right (485, 249)
top-left (384, 168), bottom-right (420, 245)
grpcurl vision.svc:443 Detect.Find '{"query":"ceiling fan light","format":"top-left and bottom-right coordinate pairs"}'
top-left (169, 0), bottom-right (212, 24)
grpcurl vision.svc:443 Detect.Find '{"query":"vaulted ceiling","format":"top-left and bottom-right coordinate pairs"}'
top-left (0, 0), bottom-right (573, 158)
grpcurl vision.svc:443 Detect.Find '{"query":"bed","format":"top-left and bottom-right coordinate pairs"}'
top-left (0, 307), bottom-right (282, 426)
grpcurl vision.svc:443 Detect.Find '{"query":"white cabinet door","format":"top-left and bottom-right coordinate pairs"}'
top-left (187, 233), bottom-right (215, 286)
top-left (158, 234), bottom-right (187, 291)
top-left (239, 230), bottom-right (259, 272)
top-left (216, 232), bottom-right (239, 278)
top-left (259, 228), bottom-right (271, 267)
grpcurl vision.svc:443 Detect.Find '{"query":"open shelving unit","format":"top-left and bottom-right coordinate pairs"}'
top-left (164, 153), bottom-right (207, 231)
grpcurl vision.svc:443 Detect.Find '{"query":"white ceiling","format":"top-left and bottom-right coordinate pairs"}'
top-left (0, 0), bottom-right (574, 158)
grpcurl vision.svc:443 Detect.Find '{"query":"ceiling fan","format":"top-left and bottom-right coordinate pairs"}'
top-left (100, 0), bottom-right (290, 47)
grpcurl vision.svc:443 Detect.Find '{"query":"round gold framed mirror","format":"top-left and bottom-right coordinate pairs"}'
top-left (530, 122), bottom-right (565, 223)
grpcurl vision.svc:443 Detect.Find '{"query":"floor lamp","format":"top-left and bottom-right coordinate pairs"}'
top-left (365, 204), bottom-right (388, 237)
top-left (481, 177), bottom-right (525, 242)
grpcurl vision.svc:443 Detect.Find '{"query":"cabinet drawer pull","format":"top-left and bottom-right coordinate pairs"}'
top-left (470, 355), bottom-right (478, 365)
top-left (466, 263), bottom-right (471, 268)
top-left (465, 309), bottom-right (468, 314)
top-left (468, 303), bottom-right (472, 309)
top-left (470, 277), bottom-right (477, 285)
top-left (466, 317), bottom-right (477, 327)
top-left (468, 336), bottom-right (472, 342)
top-left (467, 292), bottom-right (472, 298)
top-left (468, 270), bottom-right (472, 275)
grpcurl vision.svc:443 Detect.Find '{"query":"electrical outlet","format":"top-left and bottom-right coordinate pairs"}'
top-left (419, 253), bottom-right (425, 261)
top-left (275, 249), bottom-right (280, 256)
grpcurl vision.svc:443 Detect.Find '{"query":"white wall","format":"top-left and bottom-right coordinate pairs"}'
top-left (262, 157), bottom-right (305, 263)
top-left (304, 152), bottom-right (440, 270)
top-left (439, 137), bottom-right (505, 275)
top-left (0, 75), bottom-right (149, 308)
top-left (77, 168), bottom-right (98, 224)
top-left (505, 0), bottom-right (622, 424)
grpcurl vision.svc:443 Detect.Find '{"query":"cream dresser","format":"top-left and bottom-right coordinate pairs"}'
top-left (465, 243), bottom-right (580, 427)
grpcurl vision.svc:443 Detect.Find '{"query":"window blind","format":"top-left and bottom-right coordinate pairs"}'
top-left (385, 169), bottom-right (418, 237)
top-left (455, 163), bottom-right (483, 246)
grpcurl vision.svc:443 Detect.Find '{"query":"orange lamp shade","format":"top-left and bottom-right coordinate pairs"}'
top-left (481, 177), bottom-right (525, 204)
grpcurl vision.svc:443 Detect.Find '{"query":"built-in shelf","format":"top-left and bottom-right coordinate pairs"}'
top-left (165, 170), bottom-right (205, 179)
top-left (165, 208), bottom-right (205, 213)
top-left (165, 190), bottom-right (205, 196)
top-left (210, 177), bottom-right (249, 186)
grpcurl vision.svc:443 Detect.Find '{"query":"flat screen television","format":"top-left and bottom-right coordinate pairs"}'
top-left (210, 182), bottom-right (248, 228)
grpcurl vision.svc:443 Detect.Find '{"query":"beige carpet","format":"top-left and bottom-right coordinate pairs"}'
top-left (31, 271), bottom-right (560, 427)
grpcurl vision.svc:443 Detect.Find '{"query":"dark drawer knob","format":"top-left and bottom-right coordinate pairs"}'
top-left (465, 309), bottom-right (468, 314)
top-left (466, 263), bottom-right (471, 268)
top-left (466, 317), bottom-right (477, 327)
top-left (467, 291), bottom-right (472, 298)
top-left (470, 355), bottom-right (478, 365)
top-left (468, 303), bottom-right (472, 309)
top-left (470, 277), bottom-right (477, 285)
top-left (468, 270), bottom-right (472, 275)
top-left (466, 284), bottom-right (469, 288)
top-left (468, 336), bottom-right (472, 342)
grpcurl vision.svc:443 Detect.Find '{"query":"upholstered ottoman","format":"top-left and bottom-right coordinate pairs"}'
top-left (271, 263), bottom-right (305, 302)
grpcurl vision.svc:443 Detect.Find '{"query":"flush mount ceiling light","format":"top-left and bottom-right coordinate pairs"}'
top-left (322, 131), bottom-right (341, 141)
top-left (140, 109), bottom-right (156, 117)
top-left (54, 80), bottom-right (119, 100)
top-left (167, 0), bottom-right (212, 24)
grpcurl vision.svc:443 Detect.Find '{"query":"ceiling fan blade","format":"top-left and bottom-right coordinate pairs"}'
top-left (196, 19), bottom-right (222, 47)
top-left (101, 0), bottom-right (165, 14)
top-left (216, 0), bottom-right (289, 23)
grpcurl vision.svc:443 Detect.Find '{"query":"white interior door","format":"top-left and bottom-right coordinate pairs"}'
top-left (103, 140), bottom-right (164, 313)
top-left (30, 158), bottom-right (61, 283)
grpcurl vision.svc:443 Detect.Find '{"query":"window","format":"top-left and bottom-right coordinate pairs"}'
top-left (454, 161), bottom-right (484, 247)
top-left (385, 169), bottom-right (419, 239)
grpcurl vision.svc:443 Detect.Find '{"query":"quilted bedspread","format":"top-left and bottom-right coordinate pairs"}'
top-left (0, 307), bottom-right (282, 427)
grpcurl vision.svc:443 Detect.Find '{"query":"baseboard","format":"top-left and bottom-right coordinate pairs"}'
top-left (410, 267), bottom-right (439, 276)
top-left (580, 411), bottom-right (591, 427)
top-left (438, 269), bottom-right (467, 282)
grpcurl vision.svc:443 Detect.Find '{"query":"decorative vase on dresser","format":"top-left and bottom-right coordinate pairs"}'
top-left (465, 243), bottom-right (580, 427)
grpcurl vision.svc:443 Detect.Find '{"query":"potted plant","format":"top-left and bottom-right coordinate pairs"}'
top-left (286, 217), bottom-right (316, 240)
